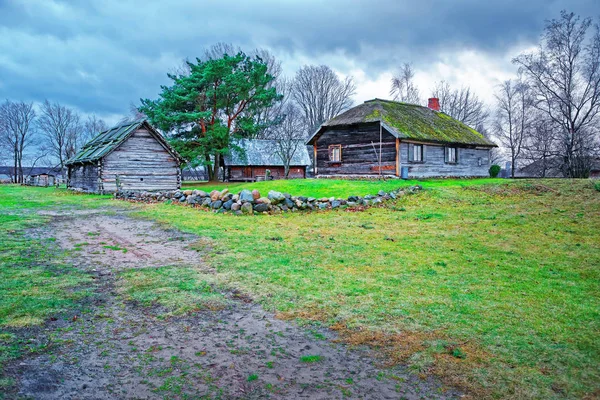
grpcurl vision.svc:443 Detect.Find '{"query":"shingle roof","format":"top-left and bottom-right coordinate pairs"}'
top-left (66, 120), bottom-right (182, 165)
top-left (224, 139), bottom-right (311, 166)
top-left (307, 99), bottom-right (497, 147)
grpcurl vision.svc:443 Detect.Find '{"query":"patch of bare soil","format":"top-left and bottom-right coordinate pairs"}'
top-left (7, 209), bottom-right (459, 399)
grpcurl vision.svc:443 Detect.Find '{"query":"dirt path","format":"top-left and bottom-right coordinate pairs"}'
top-left (8, 210), bottom-right (459, 399)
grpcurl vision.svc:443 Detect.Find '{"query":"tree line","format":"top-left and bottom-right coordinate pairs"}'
top-left (2, 10), bottom-right (596, 183)
top-left (139, 43), bottom-right (357, 181)
top-left (390, 11), bottom-right (600, 178)
top-left (0, 100), bottom-right (108, 183)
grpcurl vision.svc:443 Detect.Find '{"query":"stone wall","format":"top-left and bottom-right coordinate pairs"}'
top-left (115, 186), bottom-right (423, 215)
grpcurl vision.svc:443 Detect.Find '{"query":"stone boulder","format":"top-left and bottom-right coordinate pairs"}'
top-left (252, 189), bottom-right (261, 200)
top-left (186, 195), bottom-right (197, 204)
top-left (241, 202), bottom-right (253, 214)
top-left (239, 189), bottom-right (254, 203)
top-left (268, 190), bottom-right (285, 204)
top-left (223, 199), bottom-right (234, 210)
top-left (284, 198), bottom-right (295, 209)
top-left (256, 197), bottom-right (271, 205)
top-left (254, 203), bottom-right (269, 213)
top-left (210, 190), bottom-right (220, 201)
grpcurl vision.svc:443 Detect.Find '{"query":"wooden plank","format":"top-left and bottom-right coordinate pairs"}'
top-left (395, 138), bottom-right (400, 177)
top-left (313, 143), bottom-right (318, 175)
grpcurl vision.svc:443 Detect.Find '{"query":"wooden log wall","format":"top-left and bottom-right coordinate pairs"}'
top-left (68, 163), bottom-right (99, 192)
top-left (400, 142), bottom-right (491, 177)
top-left (228, 165), bottom-right (306, 180)
top-left (101, 128), bottom-right (180, 192)
top-left (316, 123), bottom-right (397, 175)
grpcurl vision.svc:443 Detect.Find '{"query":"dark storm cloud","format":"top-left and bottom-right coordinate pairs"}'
top-left (0, 0), bottom-right (596, 118)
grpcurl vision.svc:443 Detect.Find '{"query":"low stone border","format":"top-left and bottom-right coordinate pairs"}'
top-left (115, 185), bottom-right (423, 215)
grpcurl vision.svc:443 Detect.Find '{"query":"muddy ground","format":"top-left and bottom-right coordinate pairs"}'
top-left (6, 209), bottom-right (460, 399)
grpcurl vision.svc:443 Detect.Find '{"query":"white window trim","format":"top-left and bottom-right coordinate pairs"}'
top-left (446, 147), bottom-right (458, 164)
top-left (413, 144), bottom-right (423, 162)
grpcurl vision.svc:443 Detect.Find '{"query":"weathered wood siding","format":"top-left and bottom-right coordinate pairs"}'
top-left (315, 123), bottom-right (397, 175)
top-left (101, 128), bottom-right (180, 192)
top-left (228, 165), bottom-right (306, 180)
top-left (68, 163), bottom-right (99, 192)
top-left (400, 142), bottom-right (490, 177)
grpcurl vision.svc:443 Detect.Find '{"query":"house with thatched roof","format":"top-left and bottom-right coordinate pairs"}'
top-left (224, 139), bottom-right (311, 181)
top-left (66, 120), bottom-right (183, 193)
top-left (306, 98), bottom-right (497, 178)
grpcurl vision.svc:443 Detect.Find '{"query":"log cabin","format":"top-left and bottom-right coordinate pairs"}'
top-left (224, 139), bottom-right (310, 181)
top-left (28, 170), bottom-right (58, 187)
top-left (306, 98), bottom-right (497, 178)
top-left (66, 120), bottom-right (183, 193)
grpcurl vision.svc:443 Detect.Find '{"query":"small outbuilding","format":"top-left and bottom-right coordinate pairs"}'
top-left (224, 139), bottom-right (311, 181)
top-left (28, 171), bottom-right (58, 187)
top-left (306, 98), bottom-right (497, 178)
top-left (66, 120), bottom-right (183, 193)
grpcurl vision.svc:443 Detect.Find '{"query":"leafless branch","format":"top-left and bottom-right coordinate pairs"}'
top-left (292, 65), bottom-right (356, 134)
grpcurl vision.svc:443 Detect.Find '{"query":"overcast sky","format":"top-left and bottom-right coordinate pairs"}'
top-left (0, 0), bottom-right (597, 124)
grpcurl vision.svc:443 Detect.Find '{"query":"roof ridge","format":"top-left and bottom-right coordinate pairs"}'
top-left (363, 98), bottom-right (426, 108)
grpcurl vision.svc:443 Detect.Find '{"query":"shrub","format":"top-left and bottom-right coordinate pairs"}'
top-left (489, 164), bottom-right (501, 178)
top-left (594, 180), bottom-right (600, 192)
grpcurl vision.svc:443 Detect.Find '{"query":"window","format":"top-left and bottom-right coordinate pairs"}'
top-left (445, 147), bottom-right (458, 164)
top-left (413, 144), bottom-right (423, 162)
top-left (329, 145), bottom-right (342, 162)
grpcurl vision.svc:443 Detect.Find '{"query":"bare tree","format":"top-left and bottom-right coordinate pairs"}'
top-left (0, 100), bottom-right (37, 183)
top-left (431, 81), bottom-right (490, 128)
top-left (522, 114), bottom-right (558, 177)
top-left (494, 78), bottom-right (533, 178)
top-left (292, 65), bottom-right (356, 134)
top-left (266, 104), bottom-right (306, 179)
top-left (83, 114), bottom-right (108, 143)
top-left (38, 100), bottom-right (83, 175)
top-left (120, 102), bottom-right (147, 125)
top-left (390, 63), bottom-right (421, 104)
top-left (514, 11), bottom-right (600, 178)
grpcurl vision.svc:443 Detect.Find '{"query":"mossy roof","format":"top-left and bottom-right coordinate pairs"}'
top-left (66, 120), bottom-right (183, 165)
top-left (307, 99), bottom-right (496, 147)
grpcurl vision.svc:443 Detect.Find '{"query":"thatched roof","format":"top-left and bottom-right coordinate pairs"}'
top-left (307, 99), bottom-right (497, 147)
top-left (224, 139), bottom-right (311, 166)
top-left (66, 120), bottom-right (182, 165)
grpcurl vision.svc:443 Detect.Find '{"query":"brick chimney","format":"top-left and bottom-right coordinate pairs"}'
top-left (428, 97), bottom-right (440, 111)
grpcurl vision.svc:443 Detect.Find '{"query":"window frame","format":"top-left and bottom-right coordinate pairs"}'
top-left (329, 144), bottom-right (342, 163)
top-left (445, 146), bottom-right (458, 164)
top-left (412, 144), bottom-right (424, 163)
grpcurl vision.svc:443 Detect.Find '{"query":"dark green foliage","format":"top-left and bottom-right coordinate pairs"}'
top-left (594, 181), bottom-right (600, 192)
top-left (489, 164), bottom-right (501, 178)
top-left (140, 51), bottom-right (281, 180)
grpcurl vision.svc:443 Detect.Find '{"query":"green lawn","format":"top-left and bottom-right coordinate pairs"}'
top-left (0, 181), bottom-right (599, 398)
top-left (182, 177), bottom-right (504, 198)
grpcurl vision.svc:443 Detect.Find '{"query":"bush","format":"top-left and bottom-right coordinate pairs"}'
top-left (594, 180), bottom-right (600, 192)
top-left (489, 164), bottom-right (501, 178)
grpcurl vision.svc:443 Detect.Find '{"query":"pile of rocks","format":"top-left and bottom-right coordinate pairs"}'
top-left (115, 186), bottom-right (423, 215)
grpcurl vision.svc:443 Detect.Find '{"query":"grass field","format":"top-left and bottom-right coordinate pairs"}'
top-left (0, 179), bottom-right (599, 398)
top-left (181, 177), bottom-right (503, 198)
